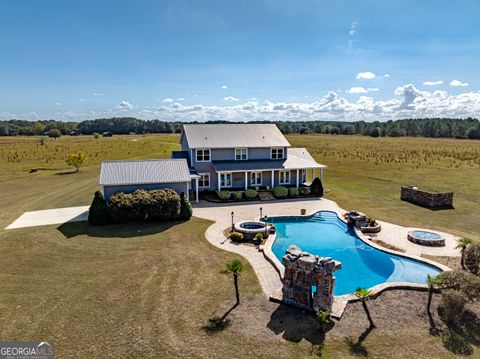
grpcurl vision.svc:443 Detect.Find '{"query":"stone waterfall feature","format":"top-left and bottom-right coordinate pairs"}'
top-left (282, 245), bottom-right (341, 312)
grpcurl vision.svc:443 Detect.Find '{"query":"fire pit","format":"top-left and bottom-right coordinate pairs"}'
top-left (234, 221), bottom-right (269, 241)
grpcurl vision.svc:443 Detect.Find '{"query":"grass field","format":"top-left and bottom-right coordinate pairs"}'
top-left (0, 133), bottom-right (479, 357)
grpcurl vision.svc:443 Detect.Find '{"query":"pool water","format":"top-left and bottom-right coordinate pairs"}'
top-left (268, 211), bottom-right (442, 295)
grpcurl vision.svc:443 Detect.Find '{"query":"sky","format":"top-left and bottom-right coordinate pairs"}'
top-left (0, 0), bottom-right (479, 122)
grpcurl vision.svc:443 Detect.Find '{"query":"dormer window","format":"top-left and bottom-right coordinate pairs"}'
top-left (271, 147), bottom-right (284, 159)
top-left (235, 148), bottom-right (248, 161)
top-left (196, 149), bottom-right (211, 162)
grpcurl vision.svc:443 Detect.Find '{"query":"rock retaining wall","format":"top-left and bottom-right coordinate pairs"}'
top-left (282, 245), bottom-right (341, 312)
top-left (401, 186), bottom-right (453, 209)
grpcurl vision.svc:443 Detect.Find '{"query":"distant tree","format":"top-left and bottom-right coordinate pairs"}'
top-left (65, 151), bottom-right (86, 172)
top-left (466, 125), bottom-right (480, 139)
top-left (329, 126), bottom-right (340, 135)
top-left (221, 259), bottom-right (244, 304)
top-left (426, 274), bottom-right (442, 314)
top-left (342, 125), bottom-right (355, 135)
top-left (456, 238), bottom-right (473, 269)
top-left (370, 127), bottom-right (380, 137)
top-left (48, 128), bottom-right (61, 139)
top-left (93, 132), bottom-right (100, 139)
top-left (354, 288), bottom-right (375, 328)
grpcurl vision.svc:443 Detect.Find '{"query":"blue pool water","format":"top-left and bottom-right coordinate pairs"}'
top-left (268, 211), bottom-right (442, 295)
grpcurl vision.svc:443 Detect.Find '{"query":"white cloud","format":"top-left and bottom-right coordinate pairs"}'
top-left (118, 100), bottom-right (133, 110)
top-left (56, 102), bottom-right (61, 106)
top-left (347, 87), bottom-right (369, 94)
top-left (384, 74), bottom-right (391, 78)
top-left (93, 93), bottom-right (104, 96)
top-left (356, 71), bottom-right (376, 80)
top-left (221, 85), bottom-right (228, 89)
top-left (423, 80), bottom-right (444, 86)
top-left (367, 88), bottom-right (379, 92)
top-left (450, 79), bottom-right (469, 87)
top-left (177, 97), bottom-right (185, 101)
top-left (224, 96), bottom-right (239, 102)
top-left (162, 98), bottom-right (174, 103)
top-left (349, 21), bottom-right (357, 36)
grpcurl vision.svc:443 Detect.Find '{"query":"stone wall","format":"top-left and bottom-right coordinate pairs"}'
top-left (281, 245), bottom-right (341, 312)
top-left (401, 186), bottom-right (453, 209)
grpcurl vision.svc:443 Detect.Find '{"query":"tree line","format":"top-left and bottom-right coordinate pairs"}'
top-left (0, 117), bottom-right (479, 139)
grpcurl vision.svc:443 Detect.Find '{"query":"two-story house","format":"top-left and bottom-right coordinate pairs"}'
top-left (99, 123), bottom-right (326, 203)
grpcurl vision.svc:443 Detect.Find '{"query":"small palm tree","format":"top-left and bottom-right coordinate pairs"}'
top-left (426, 274), bottom-right (442, 314)
top-left (354, 288), bottom-right (375, 328)
top-left (456, 238), bottom-right (472, 269)
top-left (221, 259), bottom-right (244, 304)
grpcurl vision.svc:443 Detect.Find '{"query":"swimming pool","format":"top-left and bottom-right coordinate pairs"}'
top-left (267, 211), bottom-right (442, 295)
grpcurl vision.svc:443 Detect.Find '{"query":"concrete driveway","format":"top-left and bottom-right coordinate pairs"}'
top-left (5, 206), bottom-right (89, 229)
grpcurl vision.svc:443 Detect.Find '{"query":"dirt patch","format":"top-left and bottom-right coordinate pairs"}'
top-left (371, 239), bottom-right (406, 253)
top-left (421, 254), bottom-right (461, 270)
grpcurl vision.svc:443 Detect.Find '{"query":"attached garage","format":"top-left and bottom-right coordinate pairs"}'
top-left (99, 159), bottom-right (193, 201)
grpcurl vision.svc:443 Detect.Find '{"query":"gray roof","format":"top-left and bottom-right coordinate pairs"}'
top-left (100, 159), bottom-right (191, 186)
top-left (212, 147), bottom-right (326, 172)
top-left (182, 123), bottom-right (290, 149)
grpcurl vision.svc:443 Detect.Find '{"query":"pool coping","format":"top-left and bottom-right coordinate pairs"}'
top-left (259, 209), bottom-right (451, 318)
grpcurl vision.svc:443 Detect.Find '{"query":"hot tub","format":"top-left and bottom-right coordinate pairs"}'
top-left (234, 221), bottom-right (269, 241)
top-left (407, 230), bottom-right (445, 247)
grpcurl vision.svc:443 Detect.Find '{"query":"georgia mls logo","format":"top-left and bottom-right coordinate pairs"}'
top-left (0, 341), bottom-right (54, 359)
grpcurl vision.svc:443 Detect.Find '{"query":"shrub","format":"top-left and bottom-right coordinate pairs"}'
top-left (441, 289), bottom-right (468, 324)
top-left (439, 269), bottom-right (480, 300)
top-left (88, 191), bottom-right (109, 225)
top-left (299, 187), bottom-right (311, 196)
top-left (217, 191), bottom-right (231, 201)
top-left (48, 128), bottom-right (61, 139)
top-left (244, 189), bottom-right (258, 199)
top-left (107, 189), bottom-right (181, 223)
top-left (311, 177), bottom-right (324, 197)
top-left (65, 151), bottom-right (86, 172)
top-left (273, 186), bottom-right (288, 199)
top-left (368, 218), bottom-right (376, 226)
top-left (255, 232), bottom-right (264, 241)
top-left (178, 192), bottom-right (192, 220)
top-left (288, 187), bottom-right (299, 197)
top-left (230, 232), bottom-right (244, 242)
top-left (315, 309), bottom-right (331, 330)
top-left (464, 243), bottom-right (480, 275)
top-left (93, 132), bottom-right (100, 139)
top-left (232, 191), bottom-right (243, 201)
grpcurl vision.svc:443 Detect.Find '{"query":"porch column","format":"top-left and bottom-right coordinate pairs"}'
top-left (218, 172), bottom-right (221, 191)
top-left (186, 181), bottom-right (190, 201)
top-left (245, 171), bottom-right (248, 190)
top-left (310, 168), bottom-right (314, 181)
top-left (271, 170), bottom-right (274, 188)
top-left (320, 168), bottom-right (324, 182)
top-left (296, 169), bottom-right (299, 188)
top-left (195, 177), bottom-right (199, 203)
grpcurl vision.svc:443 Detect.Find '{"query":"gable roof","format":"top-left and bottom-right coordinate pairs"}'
top-left (100, 159), bottom-right (191, 186)
top-left (182, 123), bottom-right (290, 149)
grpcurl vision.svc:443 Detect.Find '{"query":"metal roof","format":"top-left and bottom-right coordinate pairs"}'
top-left (212, 147), bottom-right (326, 172)
top-left (100, 159), bottom-right (191, 186)
top-left (182, 123), bottom-right (291, 149)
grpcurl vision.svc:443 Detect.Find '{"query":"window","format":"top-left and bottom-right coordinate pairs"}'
top-left (250, 172), bottom-right (262, 186)
top-left (235, 148), bottom-right (248, 160)
top-left (196, 149), bottom-right (210, 162)
top-left (279, 170), bottom-right (290, 184)
top-left (220, 173), bottom-right (232, 187)
top-left (271, 147), bottom-right (284, 159)
top-left (198, 173), bottom-right (210, 188)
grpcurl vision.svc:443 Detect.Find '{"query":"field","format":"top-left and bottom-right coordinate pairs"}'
top-left (0, 133), bottom-right (479, 357)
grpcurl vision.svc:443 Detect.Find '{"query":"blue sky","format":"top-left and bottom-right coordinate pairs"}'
top-left (1, 0), bottom-right (479, 122)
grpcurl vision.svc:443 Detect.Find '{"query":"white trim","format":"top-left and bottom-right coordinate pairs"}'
top-left (250, 171), bottom-right (262, 186)
top-left (271, 170), bottom-right (274, 187)
top-left (235, 148), bottom-right (248, 161)
top-left (220, 172), bottom-right (233, 188)
top-left (195, 148), bottom-right (211, 162)
top-left (296, 170), bottom-right (299, 188)
top-left (244, 172), bottom-right (248, 190)
top-left (198, 173), bottom-right (210, 188)
top-left (195, 177), bottom-right (199, 203)
top-left (270, 147), bottom-right (284, 160)
top-left (279, 170), bottom-right (290, 185)
top-left (321, 168), bottom-right (324, 182)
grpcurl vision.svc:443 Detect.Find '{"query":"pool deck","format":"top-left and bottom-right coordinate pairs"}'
top-left (193, 197), bottom-right (460, 318)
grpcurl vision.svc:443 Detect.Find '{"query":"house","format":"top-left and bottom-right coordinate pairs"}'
top-left (174, 123), bottom-right (326, 195)
top-left (99, 123), bottom-right (326, 203)
top-left (99, 159), bottom-right (195, 201)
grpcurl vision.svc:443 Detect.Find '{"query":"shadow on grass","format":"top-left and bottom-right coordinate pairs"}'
top-left (344, 326), bottom-right (374, 357)
top-left (54, 170), bottom-right (78, 176)
top-left (57, 220), bottom-right (184, 239)
top-left (202, 302), bottom-right (239, 334)
top-left (267, 303), bottom-right (333, 346)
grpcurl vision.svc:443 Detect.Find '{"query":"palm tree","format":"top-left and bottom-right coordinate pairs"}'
top-left (221, 259), bottom-right (244, 304)
top-left (354, 288), bottom-right (375, 328)
top-left (456, 238), bottom-right (472, 269)
top-left (426, 274), bottom-right (442, 314)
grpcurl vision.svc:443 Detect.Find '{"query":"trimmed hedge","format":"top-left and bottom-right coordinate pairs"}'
top-left (299, 187), bottom-right (311, 196)
top-left (232, 191), bottom-right (243, 201)
top-left (311, 177), bottom-right (324, 197)
top-left (273, 186), bottom-right (288, 199)
top-left (107, 189), bottom-right (181, 223)
top-left (217, 190), bottom-right (231, 200)
top-left (288, 187), bottom-right (299, 197)
top-left (88, 191), bottom-right (109, 225)
top-left (230, 231), bottom-right (244, 242)
top-left (244, 189), bottom-right (258, 199)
